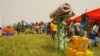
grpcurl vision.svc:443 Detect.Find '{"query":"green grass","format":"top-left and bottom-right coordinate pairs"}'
top-left (0, 33), bottom-right (100, 56)
top-left (0, 34), bottom-right (65, 56)
top-left (89, 47), bottom-right (100, 56)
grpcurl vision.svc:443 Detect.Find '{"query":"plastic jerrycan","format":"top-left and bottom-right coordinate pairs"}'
top-left (75, 51), bottom-right (84, 56)
top-left (85, 50), bottom-right (94, 56)
top-left (66, 47), bottom-right (77, 56)
top-left (71, 36), bottom-right (80, 49)
top-left (79, 37), bottom-right (89, 52)
top-left (66, 47), bottom-right (73, 56)
top-left (75, 50), bottom-right (93, 56)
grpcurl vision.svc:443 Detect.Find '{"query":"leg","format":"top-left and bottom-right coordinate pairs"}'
top-left (52, 31), bottom-right (56, 40)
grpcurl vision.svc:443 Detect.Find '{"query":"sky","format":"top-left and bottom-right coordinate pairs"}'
top-left (0, 0), bottom-right (100, 25)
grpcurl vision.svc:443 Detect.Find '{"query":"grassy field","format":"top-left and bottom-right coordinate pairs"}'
top-left (0, 33), bottom-right (100, 56)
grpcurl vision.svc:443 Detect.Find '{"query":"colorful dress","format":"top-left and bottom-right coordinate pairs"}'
top-left (57, 21), bottom-right (67, 51)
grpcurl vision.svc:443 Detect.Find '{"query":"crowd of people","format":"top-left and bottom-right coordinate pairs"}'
top-left (12, 20), bottom-right (58, 40)
top-left (13, 21), bottom-right (46, 34)
top-left (66, 20), bottom-right (100, 47)
top-left (12, 19), bottom-right (100, 47)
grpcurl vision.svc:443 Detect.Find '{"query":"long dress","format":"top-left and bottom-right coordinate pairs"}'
top-left (57, 21), bottom-right (67, 51)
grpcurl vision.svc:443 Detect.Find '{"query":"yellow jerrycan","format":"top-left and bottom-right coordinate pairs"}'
top-left (79, 37), bottom-right (89, 52)
top-left (85, 50), bottom-right (94, 56)
top-left (66, 47), bottom-right (77, 56)
top-left (75, 51), bottom-right (84, 56)
top-left (71, 36), bottom-right (80, 49)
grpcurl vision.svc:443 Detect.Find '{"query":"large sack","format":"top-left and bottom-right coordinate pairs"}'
top-left (50, 3), bottom-right (72, 19)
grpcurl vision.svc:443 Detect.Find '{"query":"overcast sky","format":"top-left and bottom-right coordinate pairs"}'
top-left (0, 0), bottom-right (100, 25)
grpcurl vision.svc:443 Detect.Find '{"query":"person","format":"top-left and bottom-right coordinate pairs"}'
top-left (16, 22), bottom-right (21, 34)
top-left (20, 21), bottom-right (25, 33)
top-left (80, 13), bottom-right (87, 30)
top-left (95, 32), bottom-right (100, 43)
top-left (90, 23), bottom-right (99, 40)
top-left (38, 23), bottom-right (42, 34)
top-left (47, 22), bottom-right (52, 39)
top-left (0, 27), bottom-right (2, 36)
top-left (42, 24), bottom-right (47, 34)
top-left (66, 23), bottom-right (71, 38)
top-left (31, 23), bottom-right (36, 34)
top-left (25, 23), bottom-right (29, 29)
top-left (69, 21), bottom-right (75, 36)
top-left (95, 25), bottom-right (100, 47)
top-left (35, 22), bottom-right (39, 34)
top-left (89, 23), bottom-right (99, 46)
top-left (74, 21), bottom-right (83, 36)
top-left (13, 23), bottom-right (16, 31)
top-left (82, 29), bottom-right (88, 37)
top-left (25, 23), bottom-right (29, 34)
top-left (51, 21), bottom-right (58, 40)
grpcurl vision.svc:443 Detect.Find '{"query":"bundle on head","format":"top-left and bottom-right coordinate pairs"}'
top-left (49, 3), bottom-right (73, 20)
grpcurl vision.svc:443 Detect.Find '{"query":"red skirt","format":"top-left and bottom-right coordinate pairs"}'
top-left (47, 29), bottom-right (51, 35)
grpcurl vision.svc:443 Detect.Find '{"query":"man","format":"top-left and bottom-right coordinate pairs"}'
top-left (51, 21), bottom-right (58, 40)
top-left (74, 21), bottom-right (83, 36)
top-left (90, 23), bottom-right (99, 40)
top-left (16, 22), bottom-right (21, 34)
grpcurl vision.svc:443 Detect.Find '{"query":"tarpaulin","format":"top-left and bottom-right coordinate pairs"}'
top-left (86, 8), bottom-right (100, 22)
top-left (66, 8), bottom-right (100, 24)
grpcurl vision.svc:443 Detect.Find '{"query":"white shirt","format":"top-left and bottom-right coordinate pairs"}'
top-left (92, 25), bottom-right (99, 34)
top-left (74, 23), bottom-right (81, 31)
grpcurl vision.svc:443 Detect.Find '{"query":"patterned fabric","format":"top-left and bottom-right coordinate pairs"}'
top-left (57, 21), bottom-right (67, 50)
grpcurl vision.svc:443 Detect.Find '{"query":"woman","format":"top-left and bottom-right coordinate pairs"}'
top-left (47, 22), bottom-right (52, 39)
